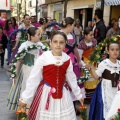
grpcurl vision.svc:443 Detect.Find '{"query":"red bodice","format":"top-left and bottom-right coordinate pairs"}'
top-left (43, 59), bottom-right (70, 99)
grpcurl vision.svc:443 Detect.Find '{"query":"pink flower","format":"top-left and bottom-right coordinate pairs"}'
top-left (102, 54), bottom-right (107, 59)
top-left (118, 108), bottom-right (120, 112)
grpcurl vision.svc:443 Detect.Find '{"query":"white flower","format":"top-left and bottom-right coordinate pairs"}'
top-left (11, 74), bottom-right (15, 78)
top-left (11, 67), bottom-right (13, 70)
top-left (15, 55), bottom-right (17, 57)
top-left (30, 46), bottom-right (33, 48)
top-left (14, 63), bottom-right (16, 66)
top-left (16, 57), bottom-right (19, 60)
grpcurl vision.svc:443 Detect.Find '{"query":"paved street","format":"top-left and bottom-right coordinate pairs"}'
top-left (0, 64), bottom-right (16, 120)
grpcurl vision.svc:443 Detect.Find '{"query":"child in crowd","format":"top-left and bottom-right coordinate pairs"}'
top-left (0, 26), bottom-right (8, 68)
top-left (89, 42), bottom-right (120, 120)
top-left (78, 27), bottom-right (97, 60)
top-left (7, 27), bottom-right (46, 110)
top-left (60, 17), bottom-right (81, 79)
top-left (19, 31), bottom-right (84, 120)
top-left (78, 27), bottom-right (98, 103)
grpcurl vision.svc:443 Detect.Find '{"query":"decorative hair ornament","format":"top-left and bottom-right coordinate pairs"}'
top-left (42, 17), bottom-right (46, 24)
top-left (10, 44), bottom-right (48, 80)
top-left (62, 19), bottom-right (66, 26)
top-left (90, 35), bottom-right (120, 64)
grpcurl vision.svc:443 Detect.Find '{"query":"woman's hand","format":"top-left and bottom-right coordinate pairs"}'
top-left (19, 100), bottom-right (27, 112)
top-left (12, 46), bottom-right (17, 51)
top-left (79, 98), bottom-right (84, 106)
top-left (85, 63), bottom-right (94, 70)
top-left (45, 39), bottom-right (50, 43)
top-left (79, 61), bottom-right (83, 68)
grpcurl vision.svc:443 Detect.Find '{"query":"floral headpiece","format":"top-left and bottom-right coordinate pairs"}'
top-left (42, 17), bottom-right (46, 24)
top-left (90, 35), bottom-right (120, 63)
top-left (62, 19), bottom-right (66, 26)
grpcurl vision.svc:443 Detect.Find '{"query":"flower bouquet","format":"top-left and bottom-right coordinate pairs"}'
top-left (16, 110), bottom-right (28, 120)
top-left (110, 108), bottom-right (120, 120)
top-left (76, 104), bottom-right (87, 120)
top-left (80, 105), bottom-right (87, 120)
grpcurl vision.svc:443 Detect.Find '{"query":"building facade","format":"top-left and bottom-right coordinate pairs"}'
top-left (0, 0), bottom-right (11, 19)
top-left (96, 0), bottom-right (120, 26)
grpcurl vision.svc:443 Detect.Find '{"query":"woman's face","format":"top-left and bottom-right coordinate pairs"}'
top-left (85, 31), bottom-right (94, 42)
top-left (11, 18), bottom-right (14, 25)
top-left (31, 29), bottom-right (41, 42)
top-left (107, 43), bottom-right (119, 60)
top-left (50, 34), bottom-right (66, 56)
top-left (113, 22), bottom-right (119, 30)
top-left (0, 29), bottom-right (3, 34)
top-left (8, 21), bottom-right (12, 28)
top-left (24, 16), bottom-right (31, 26)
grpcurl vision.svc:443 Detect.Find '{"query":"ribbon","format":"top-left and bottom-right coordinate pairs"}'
top-left (45, 87), bottom-right (56, 110)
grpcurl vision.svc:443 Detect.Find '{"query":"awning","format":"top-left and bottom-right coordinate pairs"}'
top-left (71, 5), bottom-right (93, 10)
top-left (0, 10), bottom-right (11, 12)
top-left (96, 0), bottom-right (120, 6)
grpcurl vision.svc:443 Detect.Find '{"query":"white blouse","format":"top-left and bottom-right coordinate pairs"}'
top-left (95, 59), bottom-right (120, 77)
top-left (21, 51), bottom-right (82, 103)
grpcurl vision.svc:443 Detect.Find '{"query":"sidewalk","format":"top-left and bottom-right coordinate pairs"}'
top-left (0, 62), bottom-right (16, 120)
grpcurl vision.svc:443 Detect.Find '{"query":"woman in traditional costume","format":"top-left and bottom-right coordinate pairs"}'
top-left (38, 17), bottom-right (50, 47)
top-left (9, 14), bottom-right (34, 66)
top-left (19, 31), bottom-right (84, 120)
top-left (7, 27), bottom-right (47, 110)
top-left (13, 14), bottom-right (34, 50)
top-left (89, 42), bottom-right (120, 120)
top-left (78, 27), bottom-right (98, 103)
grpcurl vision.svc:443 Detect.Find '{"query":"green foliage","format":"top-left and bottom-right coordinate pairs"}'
top-left (17, 112), bottom-right (28, 120)
top-left (90, 35), bottom-right (120, 64)
top-left (11, 44), bottom-right (48, 78)
top-left (80, 109), bottom-right (87, 120)
top-left (77, 67), bottom-right (90, 83)
top-left (114, 112), bottom-right (120, 120)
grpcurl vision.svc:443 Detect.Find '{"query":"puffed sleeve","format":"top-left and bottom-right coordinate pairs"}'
top-left (95, 61), bottom-right (105, 77)
top-left (21, 56), bottom-right (44, 103)
top-left (66, 60), bottom-right (82, 100)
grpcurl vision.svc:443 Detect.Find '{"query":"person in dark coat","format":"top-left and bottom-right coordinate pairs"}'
top-left (93, 8), bottom-right (106, 44)
top-left (0, 26), bottom-right (8, 68)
